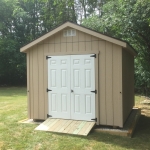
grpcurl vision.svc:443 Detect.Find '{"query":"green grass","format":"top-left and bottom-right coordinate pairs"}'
top-left (0, 87), bottom-right (150, 150)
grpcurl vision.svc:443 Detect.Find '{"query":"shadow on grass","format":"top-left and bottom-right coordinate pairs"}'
top-left (85, 114), bottom-right (150, 149)
top-left (0, 87), bottom-right (27, 97)
top-left (41, 115), bottom-right (150, 149)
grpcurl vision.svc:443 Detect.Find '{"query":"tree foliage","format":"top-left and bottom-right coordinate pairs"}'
top-left (0, 0), bottom-right (150, 95)
top-left (82, 0), bottom-right (150, 95)
top-left (0, 0), bottom-right (76, 85)
top-left (0, 0), bottom-right (102, 86)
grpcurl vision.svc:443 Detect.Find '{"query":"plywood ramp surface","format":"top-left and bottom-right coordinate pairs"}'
top-left (35, 118), bottom-right (95, 136)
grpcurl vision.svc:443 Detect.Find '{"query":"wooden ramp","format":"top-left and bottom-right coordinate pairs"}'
top-left (35, 118), bottom-right (95, 136)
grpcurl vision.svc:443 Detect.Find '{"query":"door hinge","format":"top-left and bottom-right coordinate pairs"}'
top-left (91, 90), bottom-right (97, 94)
top-left (47, 88), bottom-right (52, 92)
top-left (46, 56), bottom-right (51, 59)
top-left (91, 118), bottom-right (97, 122)
top-left (47, 114), bottom-right (52, 118)
top-left (90, 54), bottom-right (96, 58)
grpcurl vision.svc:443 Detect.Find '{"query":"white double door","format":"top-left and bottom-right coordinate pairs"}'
top-left (48, 54), bottom-right (95, 121)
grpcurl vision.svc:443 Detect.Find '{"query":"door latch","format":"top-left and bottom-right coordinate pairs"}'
top-left (71, 90), bottom-right (74, 93)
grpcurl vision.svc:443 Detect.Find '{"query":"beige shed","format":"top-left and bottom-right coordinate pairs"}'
top-left (20, 21), bottom-right (137, 128)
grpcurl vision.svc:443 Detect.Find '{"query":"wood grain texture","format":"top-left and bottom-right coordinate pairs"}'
top-left (35, 118), bottom-right (95, 136)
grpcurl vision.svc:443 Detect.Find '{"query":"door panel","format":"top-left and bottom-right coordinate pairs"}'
top-left (71, 55), bottom-right (95, 121)
top-left (48, 56), bottom-right (71, 119)
top-left (48, 54), bottom-right (95, 121)
top-left (85, 94), bottom-right (92, 113)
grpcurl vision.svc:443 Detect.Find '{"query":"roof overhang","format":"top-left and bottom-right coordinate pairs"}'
top-left (20, 21), bottom-right (137, 56)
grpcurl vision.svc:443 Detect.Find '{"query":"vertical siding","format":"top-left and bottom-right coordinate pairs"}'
top-left (112, 45), bottom-right (123, 127)
top-left (92, 36), bottom-right (99, 51)
top-left (122, 49), bottom-right (134, 123)
top-left (85, 34), bottom-right (91, 51)
top-left (27, 52), bottom-right (30, 118)
top-left (27, 29), bottom-right (124, 127)
top-left (43, 30), bottom-right (100, 53)
top-left (92, 41), bottom-right (99, 51)
top-left (48, 36), bottom-right (54, 53)
top-left (99, 41), bottom-right (106, 124)
top-left (28, 30), bottom-right (102, 120)
top-left (49, 44), bottom-right (54, 53)
top-left (105, 42), bottom-right (113, 125)
top-left (78, 31), bottom-right (86, 51)
top-left (55, 33), bottom-right (61, 52)
top-left (29, 49), bottom-right (34, 119)
top-left (99, 42), bottom-right (122, 127)
top-left (72, 30), bottom-right (79, 51)
top-left (32, 46), bottom-right (39, 119)
top-left (28, 44), bottom-right (49, 120)
top-left (85, 42), bottom-right (92, 52)
top-left (61, 31), bottom-right (67, 52)
top-left (37, 44), bottom-right (45, 119)
top-left (43, 44), bottom-right (49, 119)
top-left (66, 31), bottom-right (73, 52)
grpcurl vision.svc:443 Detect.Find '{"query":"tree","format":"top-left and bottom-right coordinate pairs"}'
top-left (0, 0), bottom-right (78, 85)
top-left (82, 0), bottom-right (150, 95)
top-left (0, 0), bottom-right (26, 85)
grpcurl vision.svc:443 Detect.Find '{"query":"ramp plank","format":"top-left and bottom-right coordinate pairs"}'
top-left (82, 122), bottom-right (95, 136)
top-left (63, 121), bottom-right (78, 133)
top-left (48, 119), bottom-right (63, 131)
top-left (53, 119), bottom-right (68, 132)
top-left (67, 121), bottom-right (82, 134)
top-left (59, 120), bottom-right (73, 133)
top-left (73, 121), bottom-right (87, 134)
top-left (78, 122), bottom-right (95, 136)
top-left (35, 118), bottom-right (95, 136)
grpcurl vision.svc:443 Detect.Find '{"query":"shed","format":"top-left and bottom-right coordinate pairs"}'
top-left (20, 21), bottom-right (137, 128)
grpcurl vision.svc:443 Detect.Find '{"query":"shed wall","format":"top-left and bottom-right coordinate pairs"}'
top-left (27, 28), bottom-right (123, 127)
top-left (122, 49), bottom-right (134, 123)
top-left (99, 42), bottom-right (123, 127)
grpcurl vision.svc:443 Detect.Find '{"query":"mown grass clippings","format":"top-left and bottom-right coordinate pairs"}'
top-left (0, 87), bottom-right (150, 150)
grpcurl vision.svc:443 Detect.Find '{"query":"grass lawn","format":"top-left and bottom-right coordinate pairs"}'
top-left (0, 87), bottom-right (150, 150)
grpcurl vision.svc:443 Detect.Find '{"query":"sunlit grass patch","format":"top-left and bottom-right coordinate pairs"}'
top-left (0, 87), bottom-right (150, 150)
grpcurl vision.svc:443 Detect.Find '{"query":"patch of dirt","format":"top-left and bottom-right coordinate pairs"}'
top-left (138, 103), bottom-right (150, 117)
top-left (34, 143), bottom-right (42, 150)
top-left (0, 141), bottom-right (4, 149)
top-left (140, 100), bottom-right (150, 105)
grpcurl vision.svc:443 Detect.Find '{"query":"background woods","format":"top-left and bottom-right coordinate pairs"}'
top-left (0, 0), bottom-right (150, 96)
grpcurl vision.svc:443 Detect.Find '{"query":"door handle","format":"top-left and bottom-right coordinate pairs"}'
top-left (71, 90), bottom-right (74, 93)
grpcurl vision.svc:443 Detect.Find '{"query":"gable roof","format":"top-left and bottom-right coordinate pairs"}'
top-left (20, 21), bottom-right (137, 55)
